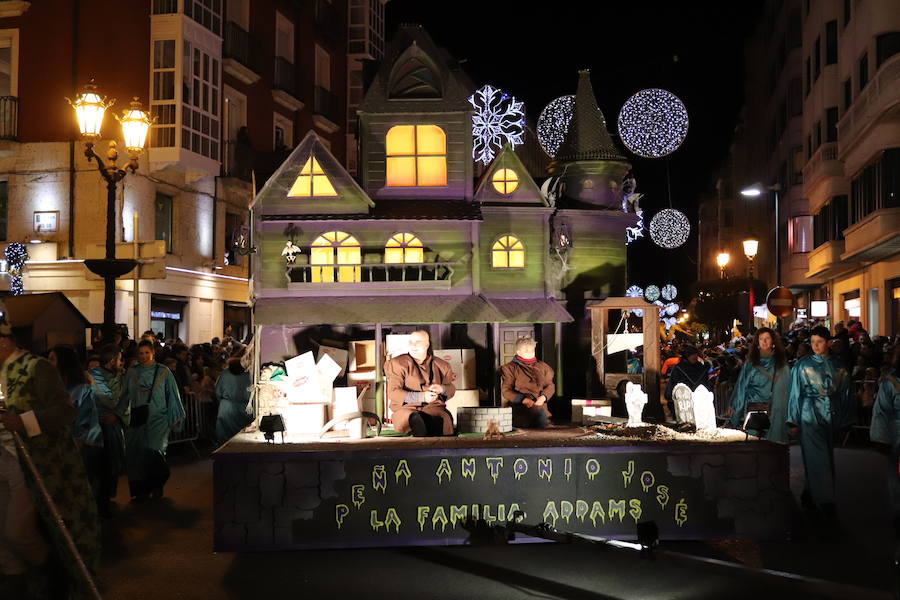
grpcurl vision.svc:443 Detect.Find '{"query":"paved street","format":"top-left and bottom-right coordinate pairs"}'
top-left (94, 440), bottom-right (898, 600)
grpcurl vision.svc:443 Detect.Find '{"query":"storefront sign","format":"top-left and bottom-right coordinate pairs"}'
top-left (151, 310), bottom-right (181, 320)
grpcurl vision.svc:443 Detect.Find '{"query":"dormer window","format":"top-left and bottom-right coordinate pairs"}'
top-left (385, 125), bottom-right (447, 187)
top-left (492, 235), bottom-right (525, 268)
top-left (288, 157), bottom-right (337, 197)
top-left (491, 168), bottom-right (519, 194)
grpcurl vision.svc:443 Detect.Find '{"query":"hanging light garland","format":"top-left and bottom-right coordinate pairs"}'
top-left (468, 84), bottom-right (526, 165)
top-left (5, 242), bottom-right (29, 296)
top-left (649, 209), bottom-right (690, 249)
top-left (661, 284), bottom-right (678, 301)
top-left (617, 88), bottom-right (689, 158)
top-left (644, 284), bottom-right (661, 302)
top-left (537, 95), bottom-right (575, 158)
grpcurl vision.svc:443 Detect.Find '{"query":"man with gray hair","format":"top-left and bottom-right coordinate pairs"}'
top-left (500, 337), bottom-right (555, 428)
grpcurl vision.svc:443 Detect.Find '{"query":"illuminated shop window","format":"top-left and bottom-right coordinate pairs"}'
top-left (288, 157), bottom-right (337, 197)
top-left (384, 232), bottom-right (423, 263)
top-left (385, 125), bottom-right (447, 187)
top-left (491, 168), bottom-right (519, 194)
top-left (310, 231), bottom-right (360, 282)
top-left (492, 235), bottom-right (525, 268)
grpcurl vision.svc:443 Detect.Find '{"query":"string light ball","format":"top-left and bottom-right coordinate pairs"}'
top-left (625, 285), bottom-right (644, 298)
top-left (649, 208), bottom-right (690, 249)
top-left (661, 284), bottom-right (678, 301)
top-left (644, 285), bottom-right (661, 302)
top-left (537, 95), bottom-right (575, 158)
top-left (468, 84), bottom-right (526, 166)
top-left (4, 242), bottom-right (28, 296)
top-left (617, 88), bottom-right (689, 158)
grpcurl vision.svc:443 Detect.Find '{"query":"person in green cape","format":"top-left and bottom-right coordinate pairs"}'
top-left (123, 339), bottom-right (185, 501)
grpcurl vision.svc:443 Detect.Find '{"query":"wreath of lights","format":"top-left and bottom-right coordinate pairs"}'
top-left (4, 242), bottom-right (28, 296)
top-left (625, 285), bottom-right (643, 298)
top-left (537, 95), bottom-right (575, 158)
top-left (617, 88), bottom-right (689, 158)
top-left (468, 84), bottom-right (526, 166)
top-left (649, 209), bottom-right (690, 249)
top-left (644, 284), bottom-right (661, 302)
top-left (661, 284), bottom-right (678, 301)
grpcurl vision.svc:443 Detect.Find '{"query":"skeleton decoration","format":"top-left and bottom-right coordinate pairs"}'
top-left (624, 381), bottom-right (648, 427)
top-left (281, 241), bottom-right (302, 264)
top-left (692, 385), bottom-right (717, 431)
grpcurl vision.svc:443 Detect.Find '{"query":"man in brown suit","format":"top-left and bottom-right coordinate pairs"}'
top-left (500, 337), bottom-right (555, 428)
top-left (384, 330), bottom-right (456, 436)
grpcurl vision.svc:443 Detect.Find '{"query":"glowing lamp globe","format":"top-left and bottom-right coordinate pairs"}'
top-left (70, 82), bottom-right (111, 139)
top-left (742, 238), bottom-right (759, 260)
top-left (716, 252), bottom-right (730, 268)
top-left (118, 98), bottom-right (152, 155)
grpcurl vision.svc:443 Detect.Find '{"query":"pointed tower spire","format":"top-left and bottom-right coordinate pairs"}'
top-left (555, 70), bottom-right (627, 163)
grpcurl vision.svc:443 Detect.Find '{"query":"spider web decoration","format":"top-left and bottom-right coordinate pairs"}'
top-left (469, 84), bottom-right (526, 166)
top-left (661, 284), bottom-right (678, 301)
top-left (4, 242), bottom-right (28, 296)
top-left (537, 95), bottom-right (575, 158)
top-left (617, 88), bottom-right (689, 158)
top-left (649, 209), bottom-right (690, 249)
top-left (644, 285), bottom-right (661, 302)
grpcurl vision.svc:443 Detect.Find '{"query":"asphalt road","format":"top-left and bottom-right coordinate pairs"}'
top-left (91, 441), bottom-right (898, 600)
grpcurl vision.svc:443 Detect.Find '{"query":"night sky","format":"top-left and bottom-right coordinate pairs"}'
top-left (385, 1), bottom-right (763, 294)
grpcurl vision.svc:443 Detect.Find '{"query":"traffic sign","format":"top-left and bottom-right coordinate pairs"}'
top-left (766, 286), bottom-right (795, 319)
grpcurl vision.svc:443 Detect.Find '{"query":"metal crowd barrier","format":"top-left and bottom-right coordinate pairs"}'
top-left (169, 391), bottom-right (202, 457)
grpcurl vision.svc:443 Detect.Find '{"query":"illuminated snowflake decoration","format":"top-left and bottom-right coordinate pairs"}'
top-left (4, 242), bottom-right (28, 296)
top-left (537, 95), bottom-right (575, 158)
top-left (617, 88), bottom-right (689, 158)
top-left (622, 174), bottom-right (645, 244)
top-left (644, 285), bottom-right (661, 302)
top-left (649, 209), bottom-right (690, 249)
top-left (469, 84), bottom-right (526, 165)
top-left (661, 284), bottom-right (678, 301)
top-left (626, 285), bottom-right (644, 298)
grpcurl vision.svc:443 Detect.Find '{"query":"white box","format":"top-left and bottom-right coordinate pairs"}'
top-left (317, 346), bottom-right (348, 378)
top-left (282, 403), bottom-right (329, 435)
top-left (385, 334), bottom-right (412, 358)
top-left (434, 348), bottom-right (476, 389)
top-left (349, 340), bottom-right (377, 371)
top-left (446, 389), bottom-right (479, 421)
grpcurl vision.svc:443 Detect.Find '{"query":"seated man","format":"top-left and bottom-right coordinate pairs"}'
top-left (500, 337), bottom-right (555, 428)
top-left (384, 330), bottom-right (456, 437)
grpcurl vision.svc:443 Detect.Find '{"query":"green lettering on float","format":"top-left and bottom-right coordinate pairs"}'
top-left (640, 471), bottom-right (655, 493)
top-left (585, 458), bottom-right (601, 481)
top-left (564, 458), bottom-right (573, 482)
top-left (629, 499), bottom-right (642, 523)
top-left (589, 501), bottom-right (606, 526)
top-left (417, 506), bottom-right (431, 532)
top-left (656, 485), bottom-right (670, 510)
top-left (372, 465), bottom-right (387, 494)
top-left (370, 509), bottom-right (384, 532)
top-left (436, 458), bottom-right (452, 484)
top-left (609, 499), bottom-right (626, 522)
top-left (449, 505), bottom-right (467, 527)
top-left (385, 508), bottom-right (401, 533)
top-left (560, 500), bottom-right (574, 524)
top-left (513, 458), bottom-right (528, 480)
top-left (622, 460), bottom-right (635, 488)
top-left (335, 504), bottom-right (350, 530)
top-left (395, 459), bottom-right (412, 485)
top-left (538, 458), bottom-right (552, 482)
top-left (675, 498), bottom-right (688, 527)
top-left (542, 500), bottom-right (559, 527)
top-left (432, 506), bottom-right (449, 532)
top-left (575, 499), bottom-right (589, 522)
top-left (461, 457), bottom-right (476, 480)
top-left (351, 485), bottom-right (365, 509)
top-left (486, 457), bottom-right (504, 484)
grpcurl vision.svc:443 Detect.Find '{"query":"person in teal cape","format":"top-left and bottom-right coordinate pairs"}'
top-left (787, 326), bottom-right (848, 515)
top-left (89, 343), bottom-right (128, 516)
top-left (214, 356), bottom-right (253, 446)
top-left (123, 339), bottom-right (184, 500)
top-left (869, 347), bottom-right (900, 532)
top-left (727, 327), bottom-right (791, 441)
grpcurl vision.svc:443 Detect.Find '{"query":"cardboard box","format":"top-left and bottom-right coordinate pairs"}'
top-left (349, 340), bottom-right (377, 371)
top-left (446, 389), bottom-right (479, 422)
top-left (317, 346), bottom-right (348, 378)
top-left (434, 348), bottom-right (476, 389)
top-left (282, 403), bottom-right (329, 435)
top-left (572, 399), bottom-right (612, 424)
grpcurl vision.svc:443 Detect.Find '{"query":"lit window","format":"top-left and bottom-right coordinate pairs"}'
top-left (386, 125), bottom-right (447, 187)
top-left (310, 231), bottom-right (360, 282)
top-left (492, 235), bottom-right (525, 268)
top-left (491, 168), bottom-right (519, 194)
top-left (288, 157), bottom-right (337, 197)
top-left (384, 233), bottom-right (423, 264)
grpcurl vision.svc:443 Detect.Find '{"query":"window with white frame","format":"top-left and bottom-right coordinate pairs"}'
top-left (316, 45), bottom-right (331, 90)
top-left (185, 0), bottom-right (222, 36)
top-left (181, 41), bottom-right (221, 161)
top-left (150, 39), bottom-right (177, 148)
top-left (276, 12), bottom-right (294, 63)
top-left (273, 112), bottom-right (293, 150)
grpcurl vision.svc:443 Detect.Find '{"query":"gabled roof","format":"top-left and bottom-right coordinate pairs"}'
top-left (252, 131), bottom-right (374, 216)
top-left (5, 292), bottom-right (90, 327)
top-left (474, 144), bottom-right (548, 206)
top-left (358, 24), bottom-right (472, 114)
top-left (555, 70), bottom-right (628, 163)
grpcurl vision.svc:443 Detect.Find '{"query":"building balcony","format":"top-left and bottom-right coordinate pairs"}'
top-left (837, 53), bottom-right (900, 158)
top-left (313, 86), bottom-right (340, 133)
top-left (271, 57), bottom-right (304, 112)
top-left (842, 206), bottom-right (900, 261)
top-left (283, 257), bottom-right (459, 295)
top-left (221, 138), bottom-right (254, 181)
top-left (150, 0), bottom-right (177, 14)
top-left (223, 21), bottom-right (260, 85)
top-left (805, 240), bottom-right (855, 279)
top-left (802, 142), bottom-right (847, 213)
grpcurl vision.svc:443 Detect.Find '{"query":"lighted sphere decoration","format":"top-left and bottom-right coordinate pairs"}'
top-left (537, 95), bottom-right (575, 158)
top-left (644, 284), bottom-right (661, 303)
top-left (664, 302), bottom-right (680, 317)
top-left (617, 88), bottom-right (689, 158)
top-left (661, 284), bottom-right (678, 301)
top-left (649, 208), bottom-right (690, 249)
top-left (4, 242), bottom-right (29, 296)
top-left (469, 84), bottom-right (526, 166)
top-left (625, 285), bottom-right (644, 298)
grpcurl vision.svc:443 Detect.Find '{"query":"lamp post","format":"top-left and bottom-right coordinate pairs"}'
top-left (740, 183), bottom-right (782, 286)
top-left (716, 251), bottom-right (730, 279)
top-left (68, 80), bottom-right (152, 343)
top-left (742, 237), bottom-right (759, 277)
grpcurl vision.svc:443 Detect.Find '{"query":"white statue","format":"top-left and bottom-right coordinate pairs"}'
top-left (692, 385), bottom-right (717, 431)
top-left (624, 381), bottom-right (647, 427)
top-left (672, 383), bottom-right (695, 424)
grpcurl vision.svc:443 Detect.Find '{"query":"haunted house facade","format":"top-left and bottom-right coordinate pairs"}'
top-left (252, 25), bottom-right (632, 411)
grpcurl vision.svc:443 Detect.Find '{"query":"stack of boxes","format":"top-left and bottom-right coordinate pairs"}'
top-left (432, 348), bottom-right (479, 422)
top-left (456, 407), bottom-right (513, 433)
top-left (571, 399), bottom-right (613, 425)
top-left (346, 340), bottom-right (378, 415)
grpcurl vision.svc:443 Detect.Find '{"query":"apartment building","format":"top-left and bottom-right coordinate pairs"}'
top-left (0, 0), bottom-right (354, 343)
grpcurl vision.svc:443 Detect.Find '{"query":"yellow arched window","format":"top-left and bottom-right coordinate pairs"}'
top-left (492, 235), bottom-right (525, 268)
top-left (491, 168), bottom-right (519, 194)
top-left (384, 232), bottom-right (424, 264)
top-left (288, 157), bottom-right (337, 197)
top-left (310, 231), bottom-right (361, 282)
top-left (386, 125), bottom-right (447, 187)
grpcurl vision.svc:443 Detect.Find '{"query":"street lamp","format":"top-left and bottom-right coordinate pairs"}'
top-left (740, 183), bottom-right (782, 286)
top-left (716, 251), bottom-right (730, 279)
top-left (742, 237), bottom-right (759, 277)
top-left (68, 80), bottom-right (152, 343)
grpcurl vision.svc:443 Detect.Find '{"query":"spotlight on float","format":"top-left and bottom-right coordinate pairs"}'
top-left (259, 414), bottom-right (286, 444)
